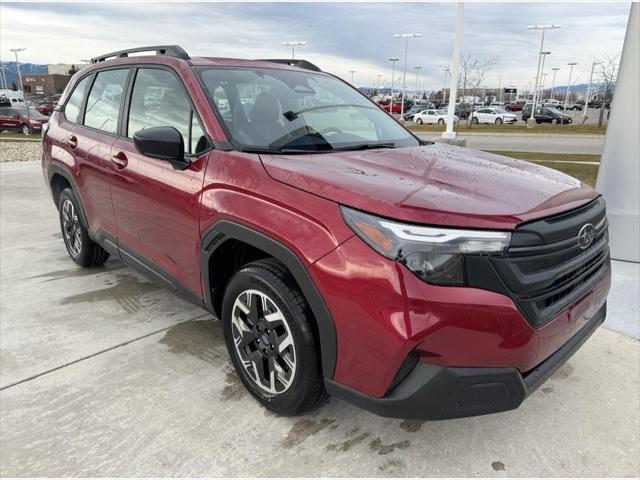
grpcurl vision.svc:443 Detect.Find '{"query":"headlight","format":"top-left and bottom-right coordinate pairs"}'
top-left (341, 206), bottom-right (511, 286)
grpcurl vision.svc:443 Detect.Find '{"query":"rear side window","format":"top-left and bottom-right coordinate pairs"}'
top-left (84, 69), bottom-right (129, 134)
top-left (127, 68), bottom-right (207, 154)
top-left (64, 76), bottom-right (91, 123)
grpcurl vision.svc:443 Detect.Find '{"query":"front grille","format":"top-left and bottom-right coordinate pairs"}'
top-left (465, 197), bottom-right (611, 327)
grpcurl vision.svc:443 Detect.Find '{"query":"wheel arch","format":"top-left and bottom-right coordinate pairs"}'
top-left (48, 164), bottom-right (89, 228)
top-left (200, 220), bottom-right (337, 379)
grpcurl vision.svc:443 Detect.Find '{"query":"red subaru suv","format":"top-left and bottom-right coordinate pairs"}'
top-left (42, 46), bottom-right (610, 420)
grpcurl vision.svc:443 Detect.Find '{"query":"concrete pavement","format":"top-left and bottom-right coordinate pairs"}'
top-left (1, 161), bottom-right (639, 477)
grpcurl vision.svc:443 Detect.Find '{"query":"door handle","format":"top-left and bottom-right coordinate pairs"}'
top-left (67, 135), bottom-right (78, 149)
top-left (111, 152), bottom-right (128, 170)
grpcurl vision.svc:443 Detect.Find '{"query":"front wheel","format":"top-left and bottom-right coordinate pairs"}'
top-left (472, 117), bottom-right (479, 124)
top-left (416, 118), bottom-right (423, 125)
top-left (551, 118), bottom-right (559, 125)
top-left (495, 118), bottom-right (503, 125)
top-left (222, 259), bottom-right (325, 415)
top-left (437, 118), bottom-right (445, 125)
top-left (21, 124), bottom-right (31, 135)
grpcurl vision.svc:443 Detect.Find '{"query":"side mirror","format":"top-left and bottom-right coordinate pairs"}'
top-left (133, 126), bottom-right (190, 170)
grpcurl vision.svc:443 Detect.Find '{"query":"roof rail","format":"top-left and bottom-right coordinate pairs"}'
top-left (258, 59), bottom-right (322, 72)
top-left (91, 45), bottom-right (190, 64)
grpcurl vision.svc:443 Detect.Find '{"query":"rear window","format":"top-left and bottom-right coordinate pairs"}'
top-left (83, 69), bottom-right (129, 134)
top-left (64, 75), bottom-right (91, 124)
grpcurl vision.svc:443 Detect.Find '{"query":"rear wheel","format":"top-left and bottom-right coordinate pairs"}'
top-left (222, 259), bottom-right (325, 415)
top-left (58, 188), bottom-right (110, 267)
top-left (21, 124), bottom-right (31, 135)
top-left (416, 118), bottom-right (423, 125)
top-left (495, 118), bottom-right (503, 125)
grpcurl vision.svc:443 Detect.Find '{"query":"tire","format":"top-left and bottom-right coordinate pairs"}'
top-left (21, 124), bottom-right (31, 135)
top-left (416, 118), bottom-right (423, 125)
top-left (471, 117), bottom-right (479, 124)
top-left (222, 259), bottom-right (325, 415)
top-left (58, 188), bottom-right (110, 267)
top-left (551, 118), bottom-right (559, 125)
top-left (437, 118), bottom-right (445, 125)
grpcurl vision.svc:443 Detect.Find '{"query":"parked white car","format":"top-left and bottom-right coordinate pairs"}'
top-left (471, 107), bottom-right (518, 125)
top-left (413, 109), bottom-right (458, 125)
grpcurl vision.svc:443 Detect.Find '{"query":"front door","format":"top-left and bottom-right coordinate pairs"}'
top-left (110, 67), bottom-right (210, 297)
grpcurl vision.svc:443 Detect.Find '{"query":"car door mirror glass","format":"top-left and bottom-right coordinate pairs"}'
top-left (133, 126), bottom-right (190, 170)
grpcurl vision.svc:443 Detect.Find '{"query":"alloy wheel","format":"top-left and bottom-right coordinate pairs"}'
top-left (22, 124), bottom-right (30, 135)
top-left (231, 289), bottom-right (296, 395)
top-left (61, 199), bottom-right (82, 257)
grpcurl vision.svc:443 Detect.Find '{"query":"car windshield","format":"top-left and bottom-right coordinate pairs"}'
top-left (436, 109), bottom-right (447, 115)
top-left (493, 108), bottom-right (507, 114)
top-left (197, 67), bottom-right (419, 153)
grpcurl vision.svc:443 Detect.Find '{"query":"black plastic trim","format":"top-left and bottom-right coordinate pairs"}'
top-left (326, 303), bottom-right (606, 420)
top-left (91, 45), bottom-right (190, 64)
top-left (47, 164), bottom-right (88, 226)
top-left (117, 240), bottom-right (204, 308)
top-left (200, 220), bottom-right (338, 378)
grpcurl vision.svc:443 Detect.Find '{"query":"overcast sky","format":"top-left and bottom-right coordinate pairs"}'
top-left (1, 2), bottom-right (631, 91)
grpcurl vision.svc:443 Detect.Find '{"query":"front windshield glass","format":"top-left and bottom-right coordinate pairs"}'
top-left (494, 108), bottom-right (507, 114)
top-left (197, 67), bottom-right (419, 152)
top-left (436, 109), bottom-right (448, 115)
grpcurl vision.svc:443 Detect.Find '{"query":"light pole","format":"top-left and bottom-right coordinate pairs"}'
top-left (441, 66), bottom-right (450, 104)
top-left (538, 51), bottom-right (551, 100)
top-left (527, 25), bottom-right (561, 126)
top-left (376, 74), bottom-right (383, 96)
top-left (388, 57), bottom-right (399, 113)
top-left (540, 72), bottom-right (548, 100)
top-left (349, 70), bottom-right (356, 85)
top-left (414, 66), bottom-right (422, 100)
top-left (550, 67), bottom-right (559, 100)
top-left (10, 48), bottom-right (26, 92)
top-left (393, 32), bottom-right (422, 120)
top-left (582, 60), bottom-right (600, 123)
top-left (282, 41), bottom-right (306, 60)
top-left (563, 62), bottom-right (578, 110)
top-left (443, 2), bottom-right (464, 139)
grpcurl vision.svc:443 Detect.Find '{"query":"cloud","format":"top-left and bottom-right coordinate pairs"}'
top-left (1, 2), bottom-right (631, 91)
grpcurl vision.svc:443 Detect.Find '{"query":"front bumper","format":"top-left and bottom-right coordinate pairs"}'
top-left (326, 302), bottom-right (606, 420)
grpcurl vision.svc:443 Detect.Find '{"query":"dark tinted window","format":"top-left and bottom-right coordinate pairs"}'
top-left (128, 68), bottom-right (206, 154)
top-left (84, 69), bottom-right (128, 134)
top-left (64, 75), bottom-right (91, 124)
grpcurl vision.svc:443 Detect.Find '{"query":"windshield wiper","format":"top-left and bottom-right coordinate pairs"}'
top-left (283, 104), bottom-right (377, 121)
top-left (239, 147), bottom-right (320, 155)
top-left (331, 142), bottom-right (396, 152)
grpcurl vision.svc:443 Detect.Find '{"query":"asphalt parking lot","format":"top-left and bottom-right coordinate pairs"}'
top-left (1, 160), bottom-right (639, 477)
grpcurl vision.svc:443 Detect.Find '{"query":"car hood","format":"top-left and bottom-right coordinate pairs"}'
top-left (259, 143), bottom-right (599, 229)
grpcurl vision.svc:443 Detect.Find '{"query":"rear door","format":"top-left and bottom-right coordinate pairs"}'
top-left (110, 66), bottom-right (210, 298)
top-left (0, 107), bottom-right (15, 130)
top-left (72, 68), bottom-right (130, 238)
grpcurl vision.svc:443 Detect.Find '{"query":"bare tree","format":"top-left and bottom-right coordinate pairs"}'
top-left (594, 53), bottom-right (619, 127)
top-left (457, 53), bottom-right (498, 126)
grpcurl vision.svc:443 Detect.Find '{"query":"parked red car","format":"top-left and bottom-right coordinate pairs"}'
top-left (378, 99), bottom-right (412, 113)
top-left (505, 100), bottom-right (527, 111)
top-left (0, 106), bottom-right (48, 134)
top-left (42, 46), bottom-right (610, 420)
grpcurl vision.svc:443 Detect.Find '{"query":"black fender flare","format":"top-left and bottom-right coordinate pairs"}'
top-left (200, 220), bottom-right (338, 379)
top-left (48, 163), bottom-right (89, 228)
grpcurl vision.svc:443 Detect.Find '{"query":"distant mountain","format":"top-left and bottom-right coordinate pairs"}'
top-left (0, 61), bottom-right (48, 90)
top-left (543, 82), bottom-right (615, 94)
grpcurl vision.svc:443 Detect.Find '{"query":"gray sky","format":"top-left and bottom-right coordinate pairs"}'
top-left (1, 2), bottom-right (631, 91)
